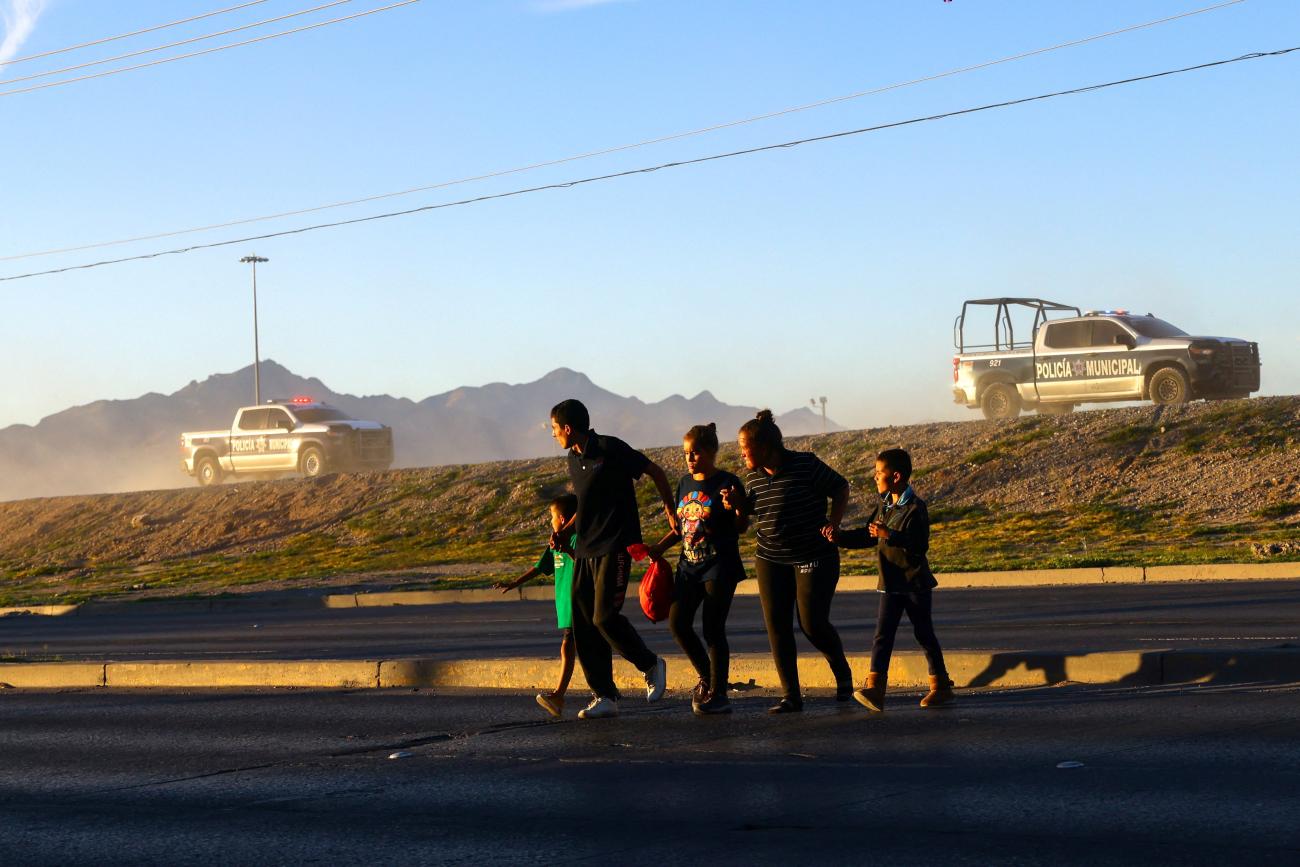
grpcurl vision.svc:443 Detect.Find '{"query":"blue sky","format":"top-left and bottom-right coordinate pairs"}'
top-left (2, 0), bottom-right (1297, 432)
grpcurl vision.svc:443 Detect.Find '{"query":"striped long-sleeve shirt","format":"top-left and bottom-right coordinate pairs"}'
top-left (744, 449), bottom-right (848, 565)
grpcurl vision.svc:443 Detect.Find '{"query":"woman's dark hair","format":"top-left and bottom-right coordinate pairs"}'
top-left (683, 422), bottom-right (719, 452)
top-left (876, 448), bottom-right (913, 481)
top-left (550, 399), bottom-right (590, 432)
top-left (549, 493), bottom-right (578, 519)
top-left (738, 409), bottom-right (782, 451)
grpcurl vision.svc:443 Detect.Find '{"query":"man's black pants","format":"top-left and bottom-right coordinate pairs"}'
top-left (755, 552), bottom-right (853, 702)
top-left (870, 589), bottom-right (948, 677)
top-left (571, 550), bottom-right (658, 700)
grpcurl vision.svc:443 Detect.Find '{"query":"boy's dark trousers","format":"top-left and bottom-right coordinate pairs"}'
top-left (870, 589), bottom-right (948, 676)
top-left (571, 550), bottom-right (657, 700)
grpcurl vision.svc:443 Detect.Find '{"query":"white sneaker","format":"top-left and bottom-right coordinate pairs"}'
top-left (578, 696), bottom-right (619, 719)
top-left (645, 656), bottom-right (667, 703)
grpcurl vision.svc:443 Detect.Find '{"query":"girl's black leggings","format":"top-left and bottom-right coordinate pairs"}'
top-left (755, 552), bottom-right (853, 702)
top-left (668, 572), bottom-right (737, 694)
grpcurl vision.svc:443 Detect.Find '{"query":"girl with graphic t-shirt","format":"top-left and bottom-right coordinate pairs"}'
top-left (647, 423), bottom-right (749, 715)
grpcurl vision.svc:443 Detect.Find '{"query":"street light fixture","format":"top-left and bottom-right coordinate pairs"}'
top-left (810, 396), bottom-right (828, 433)
top-left (240, 255), bottom-right (269, 405)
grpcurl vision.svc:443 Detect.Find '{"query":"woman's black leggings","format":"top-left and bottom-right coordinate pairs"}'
top-left (755, 552), bottom-right (853, 701)
top-left (668, 573), bottom-right (737, 694)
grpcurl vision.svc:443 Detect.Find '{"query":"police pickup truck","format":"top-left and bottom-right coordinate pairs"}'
top-left (180, 397), bottom-right (394, 486)
top-left (952, 298), bottom-right (1261, 420)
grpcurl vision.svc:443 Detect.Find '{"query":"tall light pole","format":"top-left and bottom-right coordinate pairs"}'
top-left (240, 255), bottom-right (269, 405)
top-left (810, 396), bottom-right (828, 433)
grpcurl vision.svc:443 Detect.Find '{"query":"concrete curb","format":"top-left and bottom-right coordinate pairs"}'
top-left (104, 660), bottom-right (383, 689)
top-left (3, 648), bottom-right (1298, 691)
top-left (0, 662), bottom-right (106, 688)
top-left (6, 561), bottom-right (1298, 618)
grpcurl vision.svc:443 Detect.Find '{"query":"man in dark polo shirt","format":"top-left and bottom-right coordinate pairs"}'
top-left (549, 398), bottom-right (678, 720)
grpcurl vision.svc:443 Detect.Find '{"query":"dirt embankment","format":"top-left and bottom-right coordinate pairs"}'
top-left (1, 397), bottom-right (1297, 606)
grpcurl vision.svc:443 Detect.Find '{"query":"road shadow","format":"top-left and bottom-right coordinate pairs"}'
top-left (963, 647), bottom-right (1300, 689)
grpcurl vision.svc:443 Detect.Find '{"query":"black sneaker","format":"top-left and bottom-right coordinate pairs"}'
top-left (695, 692), bottom-right (732, 715)
top-left (767, 697), bottom-right (803, 714)
top-left (835, 684), bottom-right (854, 702)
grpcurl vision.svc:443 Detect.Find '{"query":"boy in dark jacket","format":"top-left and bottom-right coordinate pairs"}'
top-left (831, 448), bottom-right (954, 711)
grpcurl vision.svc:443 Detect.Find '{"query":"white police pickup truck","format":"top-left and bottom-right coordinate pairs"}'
top-left (180, 397), bottom-right (394, 486)
top-left (952, 298), bottom-right (1262, 420)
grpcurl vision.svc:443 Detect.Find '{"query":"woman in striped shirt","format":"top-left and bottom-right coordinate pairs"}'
top-left (727, 410), bottom-right (853, 713)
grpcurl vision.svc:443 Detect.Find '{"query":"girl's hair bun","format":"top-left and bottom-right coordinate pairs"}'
top-left (740, 408), bottom-right (783, 450)
top-left (684, 422), bottom-right (720, 452)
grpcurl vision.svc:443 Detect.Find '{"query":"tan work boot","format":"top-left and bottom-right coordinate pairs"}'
top-left (920, 675), bottom-right (956, 708)
top-left (853, 671), bottom-right (886, 713)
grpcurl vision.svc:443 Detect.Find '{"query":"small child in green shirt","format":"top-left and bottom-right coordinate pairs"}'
top-left (495, 494), bottom-right (578, 717)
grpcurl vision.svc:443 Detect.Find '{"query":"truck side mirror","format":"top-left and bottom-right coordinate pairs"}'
top-left (1113, 334), bottom-right (1136, 349)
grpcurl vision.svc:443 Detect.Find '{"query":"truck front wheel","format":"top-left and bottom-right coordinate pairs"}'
top-left (980, 382), bottom-right (1021, 420)
top-left (1149, 367), bottom-right (1190, 406)
top-left (299, 446), bottom-right (326, 478)
top-left (195, 456), bottom-right (222, 487)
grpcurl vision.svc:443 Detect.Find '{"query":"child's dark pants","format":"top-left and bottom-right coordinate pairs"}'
top-left (870, 589), bottom-right (948, 676)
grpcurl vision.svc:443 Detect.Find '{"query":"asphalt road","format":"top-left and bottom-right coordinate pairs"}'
top-left (2, 683), bottom-right (1298, 865)
top-left (3, 581), bottom-right (1299, 662)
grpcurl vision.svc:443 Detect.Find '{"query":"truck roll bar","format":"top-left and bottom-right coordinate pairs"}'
top-left (953, 297), bottom-right (1081, 353)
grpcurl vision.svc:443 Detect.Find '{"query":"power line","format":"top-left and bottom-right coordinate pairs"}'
top-left (0, 0), bottom-right (421, 98)
top-left (4, 45), bottom-right (1293, 286)
top-left (2, 0), bottom-right (355, 88)
top-left (0, 0), bottom-right (273, 67)
top-left (0, 0), bottom-right (1249, 263)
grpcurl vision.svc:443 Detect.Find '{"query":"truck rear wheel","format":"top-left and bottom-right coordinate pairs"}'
top-left (299, 446), bottom-right (326, 478)
top-left (1149, 367), bottom-right (1190, 406)
top-left (980, 383), bottom-right (1021, 420)
top-left (195, 456), bottom-right (222, 487)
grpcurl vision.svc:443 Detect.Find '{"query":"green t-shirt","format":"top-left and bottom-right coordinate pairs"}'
top-left (534, 532), bottom-right (577, 630)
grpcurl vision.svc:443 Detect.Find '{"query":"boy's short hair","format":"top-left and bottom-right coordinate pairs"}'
top-left (550, 399), bottom-right (590, 432)
top-left (876, 448), bottom-right (913, 481)
top-left (550, 493), bottom-right (577, 519)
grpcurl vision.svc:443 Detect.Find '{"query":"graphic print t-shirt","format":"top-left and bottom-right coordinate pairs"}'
top-left (675, 470), bottom-right (746, 583)
top-left (534, 532), bottom-right (578, 584)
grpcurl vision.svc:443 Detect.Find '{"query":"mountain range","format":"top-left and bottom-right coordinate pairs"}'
top-left (0, 361), bottom-right (840, 501)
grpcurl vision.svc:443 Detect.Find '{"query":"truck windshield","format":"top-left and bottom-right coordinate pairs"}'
top-left (294, 408), bottom-right (353, 422)
top-left (1121, 317), bottom-right (1186, 338)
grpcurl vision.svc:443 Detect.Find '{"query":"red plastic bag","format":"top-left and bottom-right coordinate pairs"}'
top-left (628, 544), bottom-right (674, 623)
